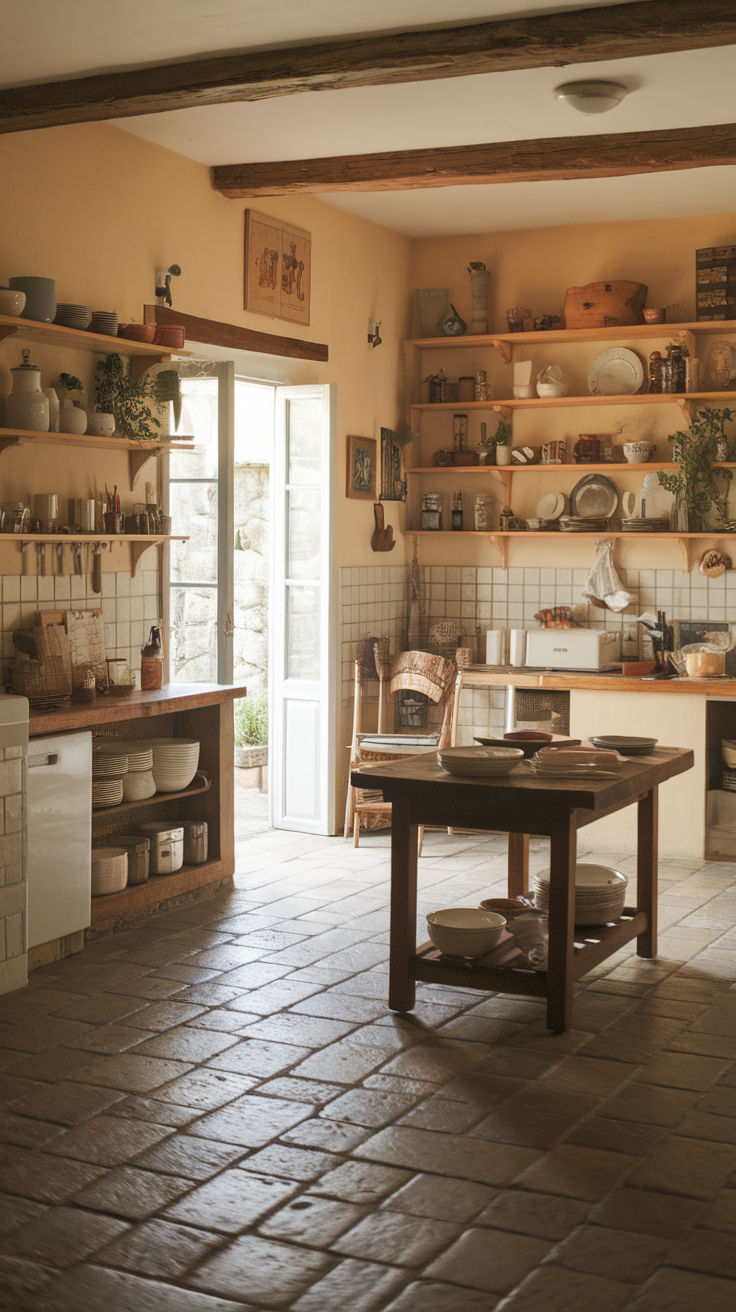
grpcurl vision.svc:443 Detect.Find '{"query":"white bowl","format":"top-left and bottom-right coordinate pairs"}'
top-left (623, 442), bottom-right (655, 463)
top-left (536, 382), bottom-right (568, 398)
top-left (535, 863), bottom-right (627, 924)
top-left (427, 907), bottom-right (507, 957)
top-left (0, 288), bottom-right (26, 316)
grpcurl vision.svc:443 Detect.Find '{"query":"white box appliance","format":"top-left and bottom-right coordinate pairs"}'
top-left (525, 628), bottom-right (620, 671)
top-left (26, 731), bottom-right (92, 950)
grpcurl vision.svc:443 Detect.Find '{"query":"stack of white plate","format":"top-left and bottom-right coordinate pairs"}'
top-left (437, 745), bottom-right (524, 778)
top-left (137, 738), bottom-right (200, 792)
top-left (91, 846), bottom-right (128, 896)
top-left (93, 747), bottom-right (128, 778)
top-left (54, 302), bottom-right (89, 329)
top-left (534, 863), bottom-right (628, 925)
top-left (93, 778), bottom-right (124, 809)
top-left (529, 747), bottom-right (621, 779)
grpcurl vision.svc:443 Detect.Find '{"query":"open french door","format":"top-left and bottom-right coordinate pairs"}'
top-left (270, 384), bottom-right (336, 834)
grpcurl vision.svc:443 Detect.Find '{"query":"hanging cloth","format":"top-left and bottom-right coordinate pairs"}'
top-left (583, 538), bottom-right (633, 613)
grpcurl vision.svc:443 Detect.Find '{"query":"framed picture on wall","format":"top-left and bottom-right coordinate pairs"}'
top-left (346, 435), bottom-right (377, 500)
top-left (380, 427), bottom-right (407, 501)
top-left (244, 209), bottom-right (311, 326)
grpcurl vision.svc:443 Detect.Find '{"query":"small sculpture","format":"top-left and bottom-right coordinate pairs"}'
top-left (467, 262), bottom-right (490, 335)
top-left (534, 314), bottom-right (562, 332)
top-left (442, 304), bottom-right (466, 336)
top-left (155, 264), bottom-right (181, 307)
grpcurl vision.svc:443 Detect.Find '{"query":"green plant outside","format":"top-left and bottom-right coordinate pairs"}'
top-left (234, 693), bottom-right (268, 747)
top-left (657, 406), bottom-right (735, 528)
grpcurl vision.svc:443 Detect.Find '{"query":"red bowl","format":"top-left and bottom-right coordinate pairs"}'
top-left (117, 323), bottom-right (156, 343)
top-left (153, 325), bottom-right (186, 348)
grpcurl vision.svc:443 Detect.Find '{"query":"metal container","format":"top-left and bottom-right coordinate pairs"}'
top-left (181, 820), bottom-right (208, 865)
top-left (139, 823), bottom-right (184, 875)
top-left (101, 833), bottom-right (150, 885)
top-left (33, 493), bottom-right (58, 530)
top-left (74, 498), bottom-right (96, 532)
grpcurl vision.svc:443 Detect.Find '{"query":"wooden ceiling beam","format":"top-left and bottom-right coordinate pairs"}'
top-left (1, 2), bottom-right (736, 134)
top-left (211, 122), bottom-right (736, 196)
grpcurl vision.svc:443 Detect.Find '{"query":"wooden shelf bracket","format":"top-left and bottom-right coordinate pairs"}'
top-left (128, 446), bottom-right (158, 490)
top-left (491, 338), bottom-right (512, 364)
top-left (129, 539), bottom-right (161, 577)
top-left (488, 534), bottom-right (509, 567)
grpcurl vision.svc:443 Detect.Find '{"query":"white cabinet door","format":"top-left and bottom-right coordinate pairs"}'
top-left (270, 385), bottom-right (336, 834)
top-left (27, 732), bottom-right (92, 949)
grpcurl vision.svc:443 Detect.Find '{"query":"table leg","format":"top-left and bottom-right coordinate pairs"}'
top-left (546, 811), bottom-right (577, 1033)
top-left (508, 833), bottom-right (529, 899)
top-left (637, 786), bottom-right (658, 959)
top-left (389, 795), bottom-right (418, 1012)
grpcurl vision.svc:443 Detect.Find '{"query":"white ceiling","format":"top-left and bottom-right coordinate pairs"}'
top-left (2, 0), bottom-right (734, 238)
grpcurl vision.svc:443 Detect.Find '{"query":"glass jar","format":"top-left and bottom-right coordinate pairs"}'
top-left (474, 495), bottom-right (494, 530)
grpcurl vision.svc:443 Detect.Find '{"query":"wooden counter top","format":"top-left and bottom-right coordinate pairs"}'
top-left (462, 666), bottom-right (736, 697)
top-left (29, 682), bottom-right (248, 736)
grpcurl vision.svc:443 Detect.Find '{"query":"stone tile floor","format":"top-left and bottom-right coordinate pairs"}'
top-left (1, 825), bottom-right (736, 1310)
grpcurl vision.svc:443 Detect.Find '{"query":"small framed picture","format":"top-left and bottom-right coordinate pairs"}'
top-left (346, 435), bottom-right (377, 500)
top-left (380, 427), bottom-right (407, 501)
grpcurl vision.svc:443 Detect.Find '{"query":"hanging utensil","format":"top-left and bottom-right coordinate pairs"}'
top-left (56, 542), bottom-right (65, 576)
top-left (91, 542), bottom-right (102, 594)
top-left (19, 541), bottom-right (28, 575)
top-left (72, 542), bottom-right (82, 576)
top-left (36, 542), bottom-right (45, 576)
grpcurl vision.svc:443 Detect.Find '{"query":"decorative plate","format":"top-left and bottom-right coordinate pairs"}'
top-left (536, 491), bottom-right (566, 519)
top-left (570, 473), bottom-right (619, 519)
top-left (588, 347), bottom-right (645, 396)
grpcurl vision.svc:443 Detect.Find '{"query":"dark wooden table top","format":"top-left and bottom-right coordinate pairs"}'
top-left (352, 746), bottom-right (694, 815)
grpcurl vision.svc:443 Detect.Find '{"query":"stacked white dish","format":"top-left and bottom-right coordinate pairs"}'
top-left (137, 738), bottom-right (201, 792)
top-left (528, 747), bottom-right (621, 780)
top-left (534, 863), bottom-right (628, 925)
top-left (91, 846), bottom-right (128, 895)
top-left (54, 303), bottom-right (89, 329)
top-left (437, 745), bottom-right (524, 778)
top-left (88, 311), bottom-right (118, 336)
top-left (92, 745), bottom-right (127, 808)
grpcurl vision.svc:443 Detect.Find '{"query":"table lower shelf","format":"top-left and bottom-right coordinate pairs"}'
top-left (413, 908), bottom-right (647, 998)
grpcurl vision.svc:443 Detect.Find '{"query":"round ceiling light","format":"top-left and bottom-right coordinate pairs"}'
top-left (554, 80), bottom-right (628, 115)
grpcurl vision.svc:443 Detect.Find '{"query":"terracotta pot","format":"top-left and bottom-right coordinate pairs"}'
top-left (117, 323), bottom-right (156, 343)
top-left (153, 325), bottom-right (186, 348)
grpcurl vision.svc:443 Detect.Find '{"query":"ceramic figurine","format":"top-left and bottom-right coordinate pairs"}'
top-left (648, 352), bottom-right (664, 393)
top-left (507, 307), bottom-right (531, 333)
top-left (442, 304), bottom-right (467, 336)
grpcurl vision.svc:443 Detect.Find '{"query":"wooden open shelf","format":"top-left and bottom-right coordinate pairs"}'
top-left (0, 312), bottom-right (190, 381)
top-left (406, 528), bottom-right (736, 571)
top-left (410, 391), bottom-right (733, 412)
top-left (406, 319), bottom-right (736, 356)
top-left (406, 462), bottom-right (736, 474)
top-left (92, 774), bottom-right (211, 820)
top-left (0, 427), bottom-right (195, 489)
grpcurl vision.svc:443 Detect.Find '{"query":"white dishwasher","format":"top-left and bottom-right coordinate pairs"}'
top-left (27, 731), bottom-right (93, 950)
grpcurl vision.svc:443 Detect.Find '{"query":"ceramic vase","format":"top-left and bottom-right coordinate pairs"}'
top-left (8, 276), bottom-right (56, 323)
top-left (496, 445), bottom-right (512, 466)
top-left (88, 411), bottom-right (116, 437)
top-left (468, 263), bottom-right (490, 335)
top-left (43, 387), bottom-right (60, 432)
top-left (5, 351), bottom-right (49, 431)
top-left (60, 399), bottom-right (87, 435)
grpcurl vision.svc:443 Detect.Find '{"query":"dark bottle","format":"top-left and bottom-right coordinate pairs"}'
top-left (451, 492), bottom-right (463, 530)
top-left (141, 625), bottom-right (163, 691)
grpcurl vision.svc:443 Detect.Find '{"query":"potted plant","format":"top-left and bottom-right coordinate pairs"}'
top-left (94, 354), bottom-right (164, 442)
top-left (657, 406), bottom-right (735, 530)
top-left (493, 415), bottom-right (513, 466)
top-left (234, 692), bottom-right (268, 770)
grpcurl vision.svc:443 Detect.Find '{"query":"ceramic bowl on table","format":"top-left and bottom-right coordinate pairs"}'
top-left (427, 908), bottom-right (507, 958)
top-left (0, 288), bottom-right (26, 316)
top-left (437, 746), bottom-right (524, 777)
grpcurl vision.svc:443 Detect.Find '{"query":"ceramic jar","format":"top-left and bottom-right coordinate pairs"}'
top-left (60, 398), bottom-right (87, 434)
top-left (88, 411), bottom-right (115, 437)
top-left (5, 350), bottom-right (49, 431)
top-left (8, 276), bottom-right (55, 322)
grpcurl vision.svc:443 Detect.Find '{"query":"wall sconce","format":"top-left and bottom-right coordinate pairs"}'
top-left (368, 319), bottom-right (382, 348)
top-left (155, 264), bottom-right (182, 307)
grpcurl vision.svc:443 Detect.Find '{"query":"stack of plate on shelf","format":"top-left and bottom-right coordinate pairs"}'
top-left (437, 745), bottom-right (524, 777)
top-left (54, 303), bottom-right (89, 329)
top-left (92, 745), bottom-right (127, 809)
top-left (589, 734), bottom-right (658, 756)
top-left (528, 747), bottom-right (621, 780)
top-left (92, 777), bottom-right (124, 808)
top-left (122, 746), bottom-right (156, 802)
top-left (91, 846), bottom-right (128, 896)
top-left (136, 737), bottom-right (201, 792)
top-left (536, 492), bottom-right (566, 522)
top-left (620, 517), bottom-right (669, 533)
top-left (88, 311), bottom-right (118, 336)
top-left (558, 516), bottom-right (609, 533)
top-left (534, 863), bottom-right (628, 925)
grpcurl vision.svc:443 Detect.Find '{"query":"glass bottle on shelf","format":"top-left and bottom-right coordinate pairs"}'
top-left (451, 492), bottom-right (463, 530)
top-left (648, 352), bottom-right (664, 393)
top-left (141, 625), bottom-right (164, 690)
top-left (421, 492), bottom-right (442, 531)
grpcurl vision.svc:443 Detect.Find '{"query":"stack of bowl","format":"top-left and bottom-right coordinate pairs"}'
top-left (88, 311), bottom-right (118, 337)
top-left (137, 738), bottom-right (201, 792)
top-left (54, 303), bottom-right (89, 329)
top-left (92, 745), bottom-right (127, 809)
top-left (96, 742), bottom-right (156, 801)
top-left (534, 863), bottom-right (628, 925)
top-left (91, 846), bottom-right (128, 895)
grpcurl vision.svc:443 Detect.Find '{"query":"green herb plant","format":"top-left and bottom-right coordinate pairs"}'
top-left (493, 416), bottom-right (513, 446)
top-left (234, 693), bottom-right (268, 747)
top-left (94, 354), bottom-right (163, 441)
top-left (657, 406), bottom-right (734, 529)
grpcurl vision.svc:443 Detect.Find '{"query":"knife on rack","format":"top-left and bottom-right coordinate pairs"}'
top-left (91, 542), bottom-right (102, 594)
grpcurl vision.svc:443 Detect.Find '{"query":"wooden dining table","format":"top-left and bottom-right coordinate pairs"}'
top-left (351, 747), bottom-right (693, 1032)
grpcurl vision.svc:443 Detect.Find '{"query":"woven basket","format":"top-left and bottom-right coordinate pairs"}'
top-left (390, 650), bottom-right (456, 703)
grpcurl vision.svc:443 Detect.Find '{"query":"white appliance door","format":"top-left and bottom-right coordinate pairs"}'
top-left (27, 732), bottom-right (92, 949)
top-left (270, 384), bottom-right (336, 834)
